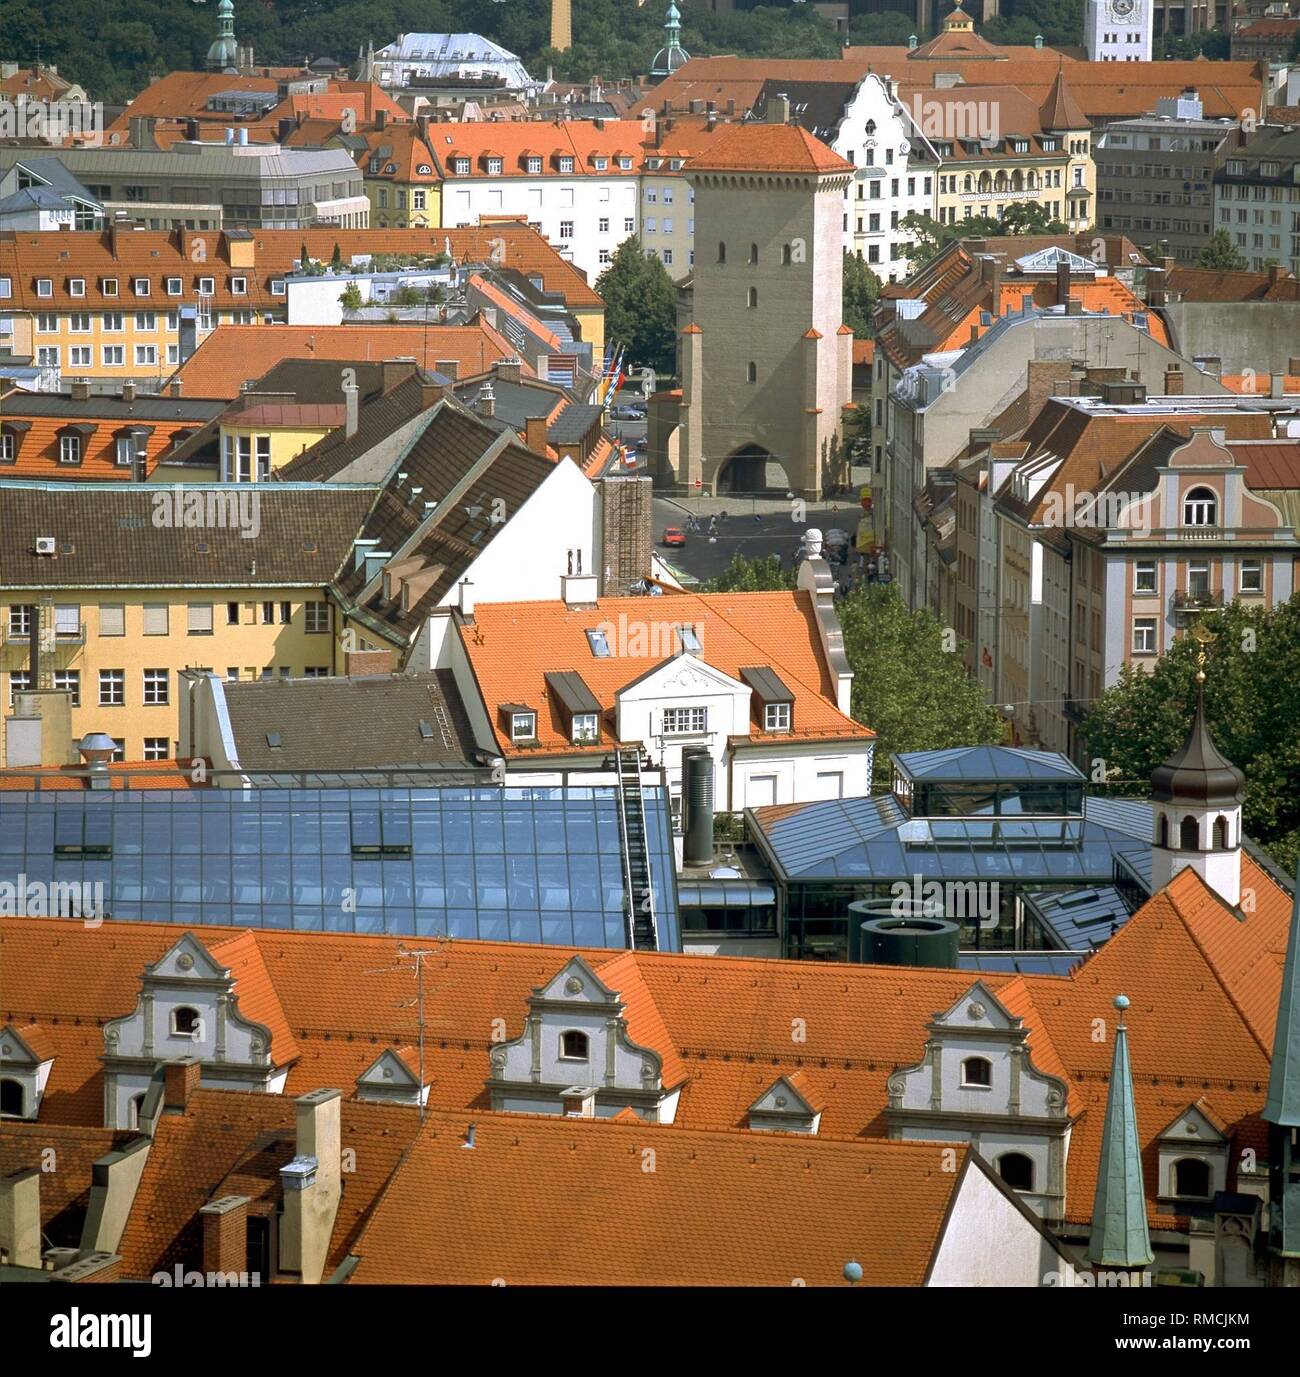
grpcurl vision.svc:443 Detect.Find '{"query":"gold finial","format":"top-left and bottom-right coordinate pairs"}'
top-left (1190, 620), bottom-right (1216, 682)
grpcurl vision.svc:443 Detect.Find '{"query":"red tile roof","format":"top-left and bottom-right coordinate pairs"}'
top-left (684, 123), bottom-right (852, 176)
top-left (170, 323), bottom-right (518, 400)
top-left (456, 590), bottom-right (873, 758)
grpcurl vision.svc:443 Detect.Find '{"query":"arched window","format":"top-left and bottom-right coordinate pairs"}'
top-left (782, 243), bottom-right (792, 265)
top-left (747, 286), bottom-right (758, 308)
top-left (559, 1030), bottom-right (589, 1060)
top-left (1213, 815), bottom-right (1229, 848)
top-left (998, 1151), bottom-right (1035, 1192)
top-left (1173, 1157), bottom-right (1212, 1198)
top-left (1180, 815), bottom-right (1200, 851)
top-left (0, 1078), bottom-right (24, 1117)
top-left (717, 241), bottom-right (726, 264)
top-left (1183, 486), bottom-right (1217, 526)
top-left (172, 1005), bottom-right (200, 1037)
top-left (963, 173), bottom-right (973, 192)
top-left (864, 119), bottom-right (876, 136)
top-left (1157, 814), bottom-right (1169, 848)
top-left (960, 1056), bottom-right (992, 1087)
top-left (749, 242), bottom-right (758, 264)
top-left (746, 361), bottom-right (757, 383)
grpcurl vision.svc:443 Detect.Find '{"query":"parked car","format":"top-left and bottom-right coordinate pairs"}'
top-left (611, 403), bottom-right (646, 420)
top-left (662, 526), bottom-right (687, 548)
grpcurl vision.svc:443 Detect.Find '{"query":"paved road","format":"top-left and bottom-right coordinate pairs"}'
top-left (651, 497), bottom-right (864, 585)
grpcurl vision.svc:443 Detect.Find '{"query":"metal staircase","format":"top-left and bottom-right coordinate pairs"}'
top-left (615, 747), bottom-right (658, 950)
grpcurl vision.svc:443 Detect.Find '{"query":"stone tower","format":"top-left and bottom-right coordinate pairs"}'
top-left (676, 121), bottom-right (854, 500)
top-left (550, 0), bottom-right (573, 53)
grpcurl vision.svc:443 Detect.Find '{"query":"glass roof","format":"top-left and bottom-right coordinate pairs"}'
top-left (0, 785), bottom-right (680, 951)
top-left (958, 951), bottom-right (1089, 976)
top-left (1020, 884), bottom-right (1134, 950)
top-left (750, 793), bottom-right (1151, 885)
top-left (894, 746), bottom-right (1085, 784)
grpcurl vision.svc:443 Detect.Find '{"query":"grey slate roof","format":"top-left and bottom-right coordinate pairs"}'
top-left (1, 394), bottom-right (223, 423)
top-left (222, 670), bottom-right (478, 771)
top-left (0, 483), bottom-right (375, 588)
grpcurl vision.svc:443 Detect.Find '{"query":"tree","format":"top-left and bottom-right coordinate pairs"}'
top-left (843, 254), bottom-right (882, 338)
top-left (330, 243), bottom-right (343, 271)
top-left (704, 554), bottom-right (796, 593)
top-left (338, 282), bottom-right (363, 313)
top-left (1197, 230), bottom-right (1249, 272)
top-left (837, 584), bottom-right (1003, 781)
top-left (898, 212), bottom-right (1004, 267)
top-left (595, 238), bottom-right (677, 378)
top-left (1082, 598), bottom-right (1300, 873)
top-left (999, 201), bottom-right (1067, 235)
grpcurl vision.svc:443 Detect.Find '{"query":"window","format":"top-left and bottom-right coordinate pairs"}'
top-left (1172, 1157), bottom-right (1211, 1199)
top-left (747, 286), bottom-right (758, 308)
top-left (171, 1006), bottom-right (201, 1037)
top-left (749, 242), bottom-right (758, 264)
top-left (99, 669), bottom-right (125, 706)
top-left (198, 277), bottom-right (214, 295)
top-left (998, 1152), bottom-right (1035, 1192)
top-left (143, 668), bottom-right (169, 705)
top-left (0, 1079), bottom-right (23, 1117)
top-left (279, 601), bottom-right (292, 624)
top-left (144, 737), bottom-right (170, 761)
top-left (143, 604), bottom-right (168, 636)
top-left (510, 711), bottom-right (537, 741)
top-left (103, 311), bottom-right (123, 331)
top-left (624, 217), bottom-right (634, 233)
top-left (36, 278), bottom-right (52, 297)
top-left (69, 346), bottom-right (91, 368)
top-left (526, 156), bottom-right (542, 174)
top-left (764, 702), bottom-right (791, 732)
top-left (746, 361), bottom-right (757, 383)
top-left (8, 671), bottom-right (31, 707)
top-left (1180, 815), bottom-right (1199, 850)
top-left (103, 344), bottom-right (125, 367)
top-left (69, 277), bottom-right (85, 296)
top-left (166, 277), bottom-right (182, 295)
top-left (1240, 558), bottom-right (1262, 593)
top-left (559, 1030), bottom-right (589, 1060)
top-left (1132, 617), bottom-right (1157, 654)
top-left (1133, 560), bottom-right (1157, 594)
top-left (304, 666), bottom-right (329, 678)
top-left (261, 600), bottom-right (275, 625)
top-left (187, 602), bottom-right (214, 635)
top-left (662, 249), bottom-right (673, 266)
top-left (133, 278), bottom-right (150, 297)
top-left (598, 216), bottom-right (609, 233)
top-left (662, 706), bottom-right (707, 735)
top-left (717, 241), bottom-right (726, 264)
top-left (8, 605), bottom-right (32, 639)
top-left (226, 601), bottom-right (240, 625)
top-left (59, 434), bottom-right (81, 465)
top-left (114, 435), bottom-right (133, 467)
top-left (1213, 814), bottom-right (1229, 848)
top-left (558, 156), bottom-right (574, 173)
top-left (559, 220), bottom-right (574, 239)
top-left (586, 628), bottom-right (611, 657)
top-left (53, 669), bottom-right (80, 705)
top-left (99, 604), bottom-right (125, 637)
top-left (961, 1056), bottom-right (992, 1088)
top-left (55, 605), bottom-right (80, 638)
top-left (270, 278), bottom-right (286, 296)
top-left (1183, 486), bottom-right (1217, 526)
top-left (1187, 560), bottom-right (1210, 599)
top-left (231, 276), bottom-right (247, 295)
top-left (644, 216), bottom-right (656, 233)
top-left (135, 345), bottom-right (157, 366)
top-left (304, 601), bottom-right (330, 634)
top-left (36, 312), bottom-right (58, 332)
top-left (135, 311), bottom-right (156, 331)
top-left (572, 712), bottom-right (599, 744)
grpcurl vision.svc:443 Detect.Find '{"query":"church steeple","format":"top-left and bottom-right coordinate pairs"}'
top-left (1087, 994), bottom-right (1154, 1273)
top-left (650, 3), bottom-right (689, 82)
top-left (206, 0), bottom-right (239, 73)
top-left (1149, 624), bottom-right (1245, 906)
top-left (1263, 867), bottom-right (1300, 1274)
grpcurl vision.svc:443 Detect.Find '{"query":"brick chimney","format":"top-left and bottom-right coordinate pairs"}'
top-left (69, 379), bottom-right (90, 401)
top-left (1267, 264), bottom-right (1286, 287)
top-left (375, 108), bottom-right (387, 130)
top-left (1025, 359), bottom-right (1074, 421)
top-left (418, 377), bottom-right (444, 410)
top-left (434, 358), bottom-right (459, 380)
top-left (1056, 257), bottom-right (1070, 306)
top-left (121, 379), bottom-right (136, 403)
top-left (200, 1195), bottom-right (250, 1277)
top-left (1163, 364), bottom-right (1184, 395)
top-left (169, 379), bottom-right (184, 398)
top-left (524, 415), bottom-right (549, 454)
top-left (494, 356), bottom-right (522, 385)
top-left (381, 357), bottom-right (417, 393)
top-left (164, 1056), bottom-right (201, 1111)
top-left (980, 256), bottom-right (1003, 317)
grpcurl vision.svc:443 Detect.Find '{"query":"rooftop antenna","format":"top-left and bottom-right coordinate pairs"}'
top-left (362, 941), bottom-right (452, 1123)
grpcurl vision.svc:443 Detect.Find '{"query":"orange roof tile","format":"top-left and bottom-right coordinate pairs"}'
top-left (208, 932), bottom-right (301, 1068)
top-left (456, 590), bottom-right (874, 758)
top-left (170, 323), bottom-right (517, 401)
top-left (684, 122), bottom-right (852, 176)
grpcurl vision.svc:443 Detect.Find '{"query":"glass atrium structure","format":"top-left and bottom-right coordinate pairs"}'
top-left (748, 748), bottom-right (1151, 961)
top-left (0, 784), bottom-right (682, 951)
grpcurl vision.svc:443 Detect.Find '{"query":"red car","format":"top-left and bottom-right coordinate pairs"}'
top-left (662, 526), bottom-right (687, 548)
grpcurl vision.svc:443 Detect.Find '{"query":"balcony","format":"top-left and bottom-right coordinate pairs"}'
top-left (1171, 588), bottom-right (1223, 618)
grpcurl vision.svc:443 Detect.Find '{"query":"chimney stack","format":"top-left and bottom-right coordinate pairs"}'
top-left (164, 1056), bottom-right (202, 1112)
top-left (434, 358), bottom-right (459, 381)
top-left (1056, 257), bottom-right (1070, 307)
top-left (458, 578), bottom-right (476, 621)
top-left (1270, 372), bottom-right (1285, 399)
top-left (121, 379), bottom-right (136, 403)
top-left (494, 356), bottom-right (522, 385)
top-left (278, 1089), bottom-right (341, 1286)
top-left (200, 1196), bottom-right (250, 1278)
top-left (1163, 365), bottom-right (1184, 396)
top-left (70, 379), bottom-right (90, 401)
top-left (342, 382), bottom-right (359, 438)
top-left (476, 380), bottom-right (495, 418)
top-left (376, 108), bottom-right (387, 130)
top-left (381, 357), bottom-right (417, 393)
top-left (524, 415), bottom-right (548, 454)
top-left (0, 1169), bottom-right (42, 1270)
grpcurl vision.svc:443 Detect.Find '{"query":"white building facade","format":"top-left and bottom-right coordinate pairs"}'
top-left (1084, 0), bottom-right (1153, 61)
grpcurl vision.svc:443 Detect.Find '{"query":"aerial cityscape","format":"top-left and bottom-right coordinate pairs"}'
top-left (0, 0), bottom-right (1298, 1342)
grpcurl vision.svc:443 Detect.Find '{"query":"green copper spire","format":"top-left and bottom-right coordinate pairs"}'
top-left (1087, 994), bottom-right (1154, 1269)
top-left (1263, 864), bottom-right (1300, 1127)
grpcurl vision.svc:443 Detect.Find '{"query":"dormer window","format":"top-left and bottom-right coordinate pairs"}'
top-left (453, 157), bottom-right (470, 175)
top-left (593, 156), bottom-right (608, 170)
top-left (572, 713), bottom-right (598, 744)
top-left (165, 277), bottom-right (182, 296)
top-left (69, 277), bottom-right (85, 296)
top-left (503, 706), bottom-right (536, 742)
top-left (1182, 486), bottom-right (1217, 527)
top-left (36, 278), bottom-right (52, 297)
top-left (559, 1030), bottom-right (589, 1060)
top-left (546, 671), bottom-right (602, 745)
top-left (133, 277), bottom-right (150, 297)
top-left (1172, 1158), bottom-right (1212, 1199)
top-left (231, 276), bottom-right (247, 295)
top-left (618, 156), bottom-right (632, 170)
top-left (764, 702), bottom-right (791, 732)
top-left (998, 1151), bottom-right (1035, 1191)
top-left (171, 1006), bottom-right (201, 1037)
top-left (0, 1079), bottom-right (24, 1116)
top-left (102, 277), bottom-right (118, 296)
top-left (558, 156), bottom-right (574, 174)
top-left (961, 1056), bottom-right (992, 1087)
top-left (486, 157), bottom-right (503, 175)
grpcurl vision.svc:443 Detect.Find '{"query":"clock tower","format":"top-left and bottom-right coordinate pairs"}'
top-left (1083, 0), bottom-right (1152, 62)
